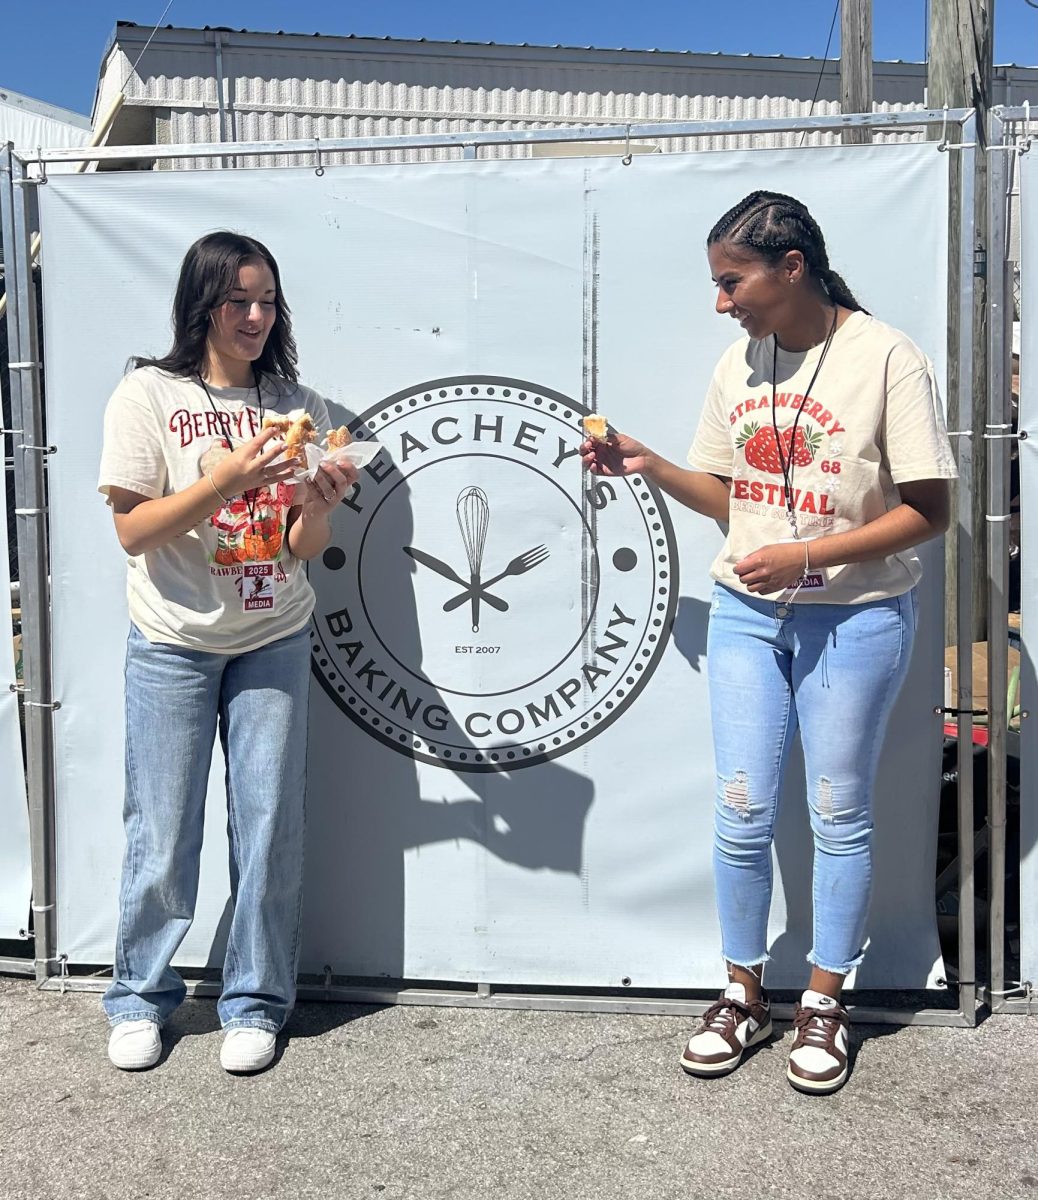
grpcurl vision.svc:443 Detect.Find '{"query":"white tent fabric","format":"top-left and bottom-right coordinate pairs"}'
top-left (39, 142), bottom-right (950, 989)
top-left (0, 87), bottom-right (89, 174)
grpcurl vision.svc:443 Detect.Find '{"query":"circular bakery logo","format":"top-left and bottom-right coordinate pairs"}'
top-left (309, 376), bottom-right (678, 770)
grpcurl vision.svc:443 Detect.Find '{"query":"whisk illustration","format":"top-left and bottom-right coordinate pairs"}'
top-left (402, 485), bottom-right (550, 631)
top-left (457, 487), bottom-right (490, 631)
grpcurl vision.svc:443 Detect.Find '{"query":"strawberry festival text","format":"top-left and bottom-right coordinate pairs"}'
top-left (729, 393), bottom-right (846, 438)
top-left (731, 479), bottom-right (836, 515)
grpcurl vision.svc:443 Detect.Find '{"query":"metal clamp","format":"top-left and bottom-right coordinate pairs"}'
top-left (983, 425), bottom-right (1026, 440)
top-left (18, 443), bottom-right (57, 454)
top-left (935, 105), bottom-right (979, 151)
top-left (946, 429), bottom-right (974, 438)
top-left (622, 125), bottom-right (633, 167)
top-left (314, 136), bottom-right (324, 177)
top-left (1020, 103), bottom-right (1033, 154)
top-left (7, 362), bottom-right (38, 370)
top-left (37, 955), bottom-right (69, 994)
top-left (934, 706), bottom-right (987, 717)
top-left (13, 508), bottom-right (47, 515)
top-left (24, 700), bottom-right (62, 710)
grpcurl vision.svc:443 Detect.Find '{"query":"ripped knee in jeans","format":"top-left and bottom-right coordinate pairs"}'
top-left (815, 776), bottom-right (835, 824)
top-left (720, 769), bottom-right (752, 819)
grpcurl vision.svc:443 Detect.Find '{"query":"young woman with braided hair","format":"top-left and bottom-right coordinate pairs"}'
top-left (582, 191), bottom-right (955, 1094)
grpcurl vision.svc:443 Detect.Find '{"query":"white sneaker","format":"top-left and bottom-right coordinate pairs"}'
top-left (220, 1027), bottom-right (277, 1073)
top-left (787, 989), bottom-right (851, 1094)
top-left (680, 983), bottom-right (772, 1076)
top-left (108, 1019), bottom-right (162, 1070)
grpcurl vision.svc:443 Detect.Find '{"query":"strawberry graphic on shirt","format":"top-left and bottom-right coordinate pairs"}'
top-left (736, 422), bottom-right (821, 474)
top-left (781, 426), bottom-right (822, 466)
top-left (736, 423), bottom-right (784, 474)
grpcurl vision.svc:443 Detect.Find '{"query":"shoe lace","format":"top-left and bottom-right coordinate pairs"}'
top-left (793, 1005), bottom-right (845, 1049)
top-left (699, 996), bottom-right (751, 1035)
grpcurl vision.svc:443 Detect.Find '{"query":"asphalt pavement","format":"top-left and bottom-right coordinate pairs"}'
top-left (1, 977), bottom-right (1035, 1200)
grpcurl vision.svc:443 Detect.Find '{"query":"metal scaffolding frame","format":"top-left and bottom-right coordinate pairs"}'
top-left (984, 105), bottom-right (1034, 1016)
top-left (1, 107), bottom-right (982, 1026)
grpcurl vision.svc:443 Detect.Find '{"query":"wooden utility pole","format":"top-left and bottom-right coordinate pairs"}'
top-left (840, 0), bottom-right (873, 143)
top-left (929, 0), bottom-right (993, 643)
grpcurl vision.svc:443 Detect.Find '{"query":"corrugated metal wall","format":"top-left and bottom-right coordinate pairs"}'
top-left (92, 27), bottom-right (1038, 168)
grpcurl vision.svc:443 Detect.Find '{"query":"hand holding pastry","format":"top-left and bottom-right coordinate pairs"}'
top-left (581, 429), bottom-right (654, 478)
top-left (298, 459), bottom-right (359, 517)
top-left (209, 427), bottom-right (298, 499)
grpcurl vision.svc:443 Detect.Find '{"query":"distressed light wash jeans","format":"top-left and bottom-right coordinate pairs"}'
top-left (103, 623), bottom-right (311, 1032)
top-left (706, 582), bottom-right (917, 976)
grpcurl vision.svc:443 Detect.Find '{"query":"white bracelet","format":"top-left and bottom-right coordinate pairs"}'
top-left (207, 471), bottom-right (230, 505)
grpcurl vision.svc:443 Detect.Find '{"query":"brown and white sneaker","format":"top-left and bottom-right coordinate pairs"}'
top-left (787, 989), bottom-right (850, 1095)
top-left (680, 983), bottom-right (772, 1077)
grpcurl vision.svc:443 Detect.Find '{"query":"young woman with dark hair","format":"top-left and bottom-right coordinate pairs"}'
top-left (582, 191), bottom-right (956, 1094)
top-left (98, 231), bottom-right (357, 1074)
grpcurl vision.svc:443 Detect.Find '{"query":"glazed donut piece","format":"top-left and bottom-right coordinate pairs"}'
top-left (582, 414), bottom-right (609, 442)
top-left (263, 408), bottom-right (317, 465)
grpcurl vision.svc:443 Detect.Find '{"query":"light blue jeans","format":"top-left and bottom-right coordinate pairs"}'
top-left (707, 582), bottom-right (917, 976)
top-left (103, 623), bottom-right (311, 1032)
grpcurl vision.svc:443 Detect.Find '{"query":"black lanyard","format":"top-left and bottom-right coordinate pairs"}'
top-left (770, 307), bottom-right (838, 538)
top-left (198, 368), bottom-right (264, 523)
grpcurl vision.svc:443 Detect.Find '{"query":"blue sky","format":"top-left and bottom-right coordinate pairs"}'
top-left (2, 0), bottom-right (1037, 116)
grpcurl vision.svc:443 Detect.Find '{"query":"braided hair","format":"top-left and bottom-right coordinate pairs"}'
top-left (708, 191), bottom-right (867, 314)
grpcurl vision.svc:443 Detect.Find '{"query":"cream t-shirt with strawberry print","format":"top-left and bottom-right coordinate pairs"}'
top-left (687, 311), bottom-right (957, 604)
top-left (99, 366), bottom-right (331, 652)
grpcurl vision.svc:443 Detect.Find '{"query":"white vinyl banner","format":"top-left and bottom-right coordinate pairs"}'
top-left (41, 141), bottom-right (949, 989)
top-left (1018, 150), bottom-right (1038, 985)
top-left (0, 465), bottom-right (30, 940)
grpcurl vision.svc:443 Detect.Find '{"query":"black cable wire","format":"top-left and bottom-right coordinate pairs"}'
top-left (799, 0), bottom-right (842, 147)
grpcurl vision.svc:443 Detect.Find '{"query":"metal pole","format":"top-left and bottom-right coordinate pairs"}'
top-left (36, 975), bottom-right (979, 1026)
top-left (975, 105), bottom-right (1038, 1014)
top-left (840, 0), bottom-right (873, 144)
top-left (1, 146), bottom-right (59, 983)
top-left (20, 108), bottom-right (975, 168)
top-left (986, 109), bottom-right (1012, 1008)
top-left (930, 2), bottom-right (992, 645)
top-left (955, 112), bottom-right (979, 1024)
top-left (213, 30), bottom-right (235, 170)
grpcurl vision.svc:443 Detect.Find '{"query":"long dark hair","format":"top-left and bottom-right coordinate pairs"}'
top-left (133, 231), bottom-right (299, 383)
top-left (708, 191), bottom-right (867, 314)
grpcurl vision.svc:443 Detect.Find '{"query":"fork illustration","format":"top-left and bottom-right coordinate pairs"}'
top-left (442, 545), bottom-right (550, 612)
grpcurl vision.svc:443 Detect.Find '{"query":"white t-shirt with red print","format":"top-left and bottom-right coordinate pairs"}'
top-left (687, 311), bottom-right (957, 604)
top-left (98, 366), bottom-right (331, 652)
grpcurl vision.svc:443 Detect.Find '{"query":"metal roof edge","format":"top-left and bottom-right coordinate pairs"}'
top-left (0, 84), bottom-right (91, 127)
top-left (107, 23), bottom-right (940, 72)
